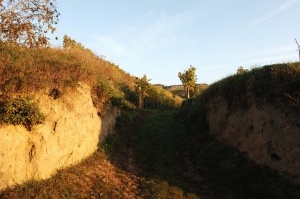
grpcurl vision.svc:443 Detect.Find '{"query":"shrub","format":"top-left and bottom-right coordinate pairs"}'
top-left (0, 98), bottom-right (45, 131)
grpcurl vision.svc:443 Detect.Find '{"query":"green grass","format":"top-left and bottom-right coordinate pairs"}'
top-left (133, 110), bottom-right (203, 198)
top-left (0, 97), bottom-right (45, 130)
top-left (201, 63), bottom-right (300, 111)
top-left (132, 109), bottom-right (300, 199)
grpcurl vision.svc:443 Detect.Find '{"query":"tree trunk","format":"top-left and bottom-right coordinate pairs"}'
top-left (138, 94), bottom-right (143, 109)
top-left (187, 88), bottom-right (190, 99)
top-left (184, 86), bottom-right (188, 99)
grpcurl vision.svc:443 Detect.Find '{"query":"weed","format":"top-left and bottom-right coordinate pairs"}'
top-left (0, 97), bottom-right (45, 130)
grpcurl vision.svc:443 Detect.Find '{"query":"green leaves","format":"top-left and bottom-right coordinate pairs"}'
top-left (178, 65), bottom-right (197, 98)
top-left (135, 75), bottom-right (150, 109)
top-left (0, 97), bottom-right (45, 130)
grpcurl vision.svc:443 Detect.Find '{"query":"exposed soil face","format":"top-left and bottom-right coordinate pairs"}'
top-left (1, 110), bottom-right (300, 199)
top-left (0, 111), bottom-right (150, 199)
top-left (0, 149), bottom-right (143, 199)
top-left (206, 95), bottom-right (300, 181)
top-left (0, 83), bottom-right (102, 190)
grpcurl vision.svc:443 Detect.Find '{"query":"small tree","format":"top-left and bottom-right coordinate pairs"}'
top-left (135, 75), bottom-right (150, 109)
top-left (178, 65), bottom-right (197, 99)
top-left (0, 0), bottom-right (60, 47)
top-left (237, 66), bottom-right (248, 74)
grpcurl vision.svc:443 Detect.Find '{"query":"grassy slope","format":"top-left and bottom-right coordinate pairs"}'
top-left (200, 63), bottom-right (300, 113)
top-left (0, 42), bottom-right (134, 95)
top-left (0, 42), bottom-right (182, 120)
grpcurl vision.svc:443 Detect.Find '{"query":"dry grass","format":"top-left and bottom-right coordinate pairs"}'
top-left (201, 62), bottom-right (300, 111)
top-left (0, 42), bottom-right (135, 96)
top-left (0, 42), bottom-right (181, 110)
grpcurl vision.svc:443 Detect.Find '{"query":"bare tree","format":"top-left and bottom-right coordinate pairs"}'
top-left (296, 38), bottom-right (300, 62)
top-left (0, 0), bottom-right (59, 47)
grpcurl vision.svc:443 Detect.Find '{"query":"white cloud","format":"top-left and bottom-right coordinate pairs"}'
top-left (82, 0), bottom-right (231, 73)
top-left (95, 36), bottom-right (128, 57)
top-left (107, 1), bottom-right (220, 55)
top-left (250, 0), bottom-right (299, 26)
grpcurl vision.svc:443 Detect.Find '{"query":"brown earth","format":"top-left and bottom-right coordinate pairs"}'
top-left (0, 111), bottom-right (150, 199)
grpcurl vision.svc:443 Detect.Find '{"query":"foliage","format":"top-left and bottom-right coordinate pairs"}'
top-left (178, 65), bottom-right (197, 98)
top-left (237, 66), bottom-right (248, 74)
top-left (164, 84), bottom-right (208, 99)
top-left (0, 97), bottom-right (45, 130)
top-left (0, 0), bottom-right (60, 47)
top-left (201, 62), bottom-right (300, 111)
top-left (92, 79), bottom-right (136, 114)
top-left (145, 85), bottom-right (182, 109)
top-left (0, 42), bottom-right (181, 115)
top-left (134, 74), bottom-right (150, 109)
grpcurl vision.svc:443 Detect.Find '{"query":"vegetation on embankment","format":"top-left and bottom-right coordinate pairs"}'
top-left (200, 62), bottom-right (300, 112)
top-left (2, 107), bottom-right (300, 198)
top-left (187, 62), bottom-right (300, 178)
top-left (0, 42), bottom-right (182, 128)
top-left (178, 62), bottom-right (300, 198)
top-left (164, 84), bottom-right (209, 98)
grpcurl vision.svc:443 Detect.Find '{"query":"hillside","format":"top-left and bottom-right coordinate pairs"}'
top-left (0, 42), bottom-right (181, 190)
top-left (185, 62), bottom-right (300, 181)
top-left (1, 41), bottom-right (300, 198)
top-left (0, 42), bottom-right (182, 111)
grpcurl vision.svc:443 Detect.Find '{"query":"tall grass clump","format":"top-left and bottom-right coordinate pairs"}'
top-left (0, 97), bottom-right (45, 130)
top-left (144, 85), bottom-right (183, 109)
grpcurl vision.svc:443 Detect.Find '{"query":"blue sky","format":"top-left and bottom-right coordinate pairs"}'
top-left (51, 0), bottom-right (300, 85)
